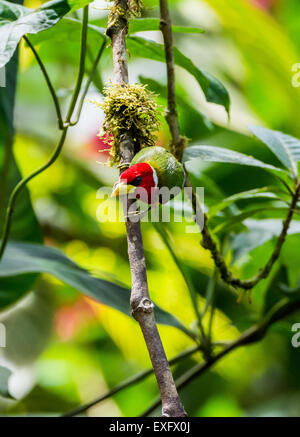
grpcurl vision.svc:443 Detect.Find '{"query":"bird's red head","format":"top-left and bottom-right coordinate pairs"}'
top-left (112, 162), bottom-right (158, 205)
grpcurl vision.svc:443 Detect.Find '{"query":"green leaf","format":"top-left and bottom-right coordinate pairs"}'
top-left (0, 365), bottom-right (12, 399)
top-left (0, 288), bottom-right (54, 365)
top-left (263, 266), bottom-right (291, 315)
top-left (153, 222), bottom-right (201, 333)
top-left (183, 145), bottom-right (284, 173)
top-left (0, 37), bottom-right (41, 242)
top-left (30, 20), bottom-right (226, 111)
top-left (68, 0), bottom-right (92, 10)
top-left (249, 125), bottom-right (300, 176)
top-left (128, 18), bottom-right (204, 34)
top-left (0, 33), bottom-right (42, 308)
top-left (31, 16), bottom-right (105, 45)
top-left (0, 0), bottom-right (92, 68)
top-left (139, 76), bottom-right (214, 135)
top-left (187, 265), bottom-right (254, 331)
top-left (127, 36), bottom-right (230, 112)
top-left (208, 187), bottom-right (280, 218)
top-left (0, 242), bottom-right (192, 337)
top-left (203, 0), bottom-right (300, 132)
top-left (231, 219), bottom-right (300, 261)
top-left (213, 207), bottom-right (287, 234)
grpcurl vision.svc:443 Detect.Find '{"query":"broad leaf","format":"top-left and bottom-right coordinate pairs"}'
top-left (129, 18), bottom-right (204, 35)
top-left (139, 76), bottom-right (214, 135)
top-left (0, 242), bottom-right (193, 337)
top-left (0, 28), bottom-right (42, 307)
top-left (30, 17), bottom-right (105, 45)
top-left (208, 187), bottom-right (280, 218)
top-left (231, 219), bottom-right (300, 261)
top-left (203, 0), bottom-right (300, 132)
top-left (0, 365), bottom-right (12, 399)
top-left (0, 288), bottom-right (56, 365)
top-left (249, 125), bottom-right (300, 176)
top-left (127, 36), bottom-right (230, 113)
top-left (187, 265), bottom-right (254, 331)
top-left (29, 20), bottom-right (228, 112)
top-left (0, 0), bottom-right (92, 68)
top-left (213, 207), bottom-right (288, 234)
top-left (183, 145), bottom-right (283, 173)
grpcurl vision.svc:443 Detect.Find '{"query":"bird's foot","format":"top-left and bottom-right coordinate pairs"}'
top-left (125, 206), bottom-right (151, 220)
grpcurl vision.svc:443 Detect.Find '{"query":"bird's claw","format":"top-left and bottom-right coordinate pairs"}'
top-left (124, 206), bottom-right (151, 220)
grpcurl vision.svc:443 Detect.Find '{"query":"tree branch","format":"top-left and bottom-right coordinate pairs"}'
top-left (106, 0), bottom-right (186, 417)
top-left (188, 179), bottom-right (300, 290)
top-left (159, 0), bottom-right (186, 162)
top-left (62, 345), bottom-right (201, 417)
top-left (141, 296), bottom-right (300, 416)
top-left (158, 0), bottom-right (299, 293)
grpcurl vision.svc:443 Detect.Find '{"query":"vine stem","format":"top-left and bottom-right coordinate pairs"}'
top-left (65, 6), bottom-right (89, 124)
top-left (106, 0), bottom-right (186, 417)
top-left (23, 35), bottom-right (64, 130)
top-left (188, 179), bottom-right (300, 290)
top-left (70, 36), bottom-right (107, 126)
top-left (62, 345), bottom-right (201, 417)
top-left (159, 0), bottom-right (299, 293)
top-left (0, 128), bottom-right (68, 260)
top-left (0, 5), bottom-right (105, 261)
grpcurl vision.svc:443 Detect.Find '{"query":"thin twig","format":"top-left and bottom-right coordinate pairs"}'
top-left (73, 10), bottom-right (105, 92)
top-left (140, 296), bottom-right (300, 416)
top-left (159, 0), bottom-right (186, 162)
top-left (87, 45), bottom-right (104, 91)
top-left (159, 1), bottom-right (299, 293)
top-left (159, 0), bottom-right (211, 352)
top-left (189, 179), bottom-right (300, 290)
top-left (106, 0), bottom-right (186, 417)
top-left (70, 36), bottom-right (107, 126)
top-left (207, 271), bottom-right (217, 340)
top-left (23, 36), bottom-right (64, 130)
top-left (62, 345), bottom-right (201, 417)
top-left (65, 6), bottom-right (89, 124)
top-left (153, 223), bottom-right (205, 343)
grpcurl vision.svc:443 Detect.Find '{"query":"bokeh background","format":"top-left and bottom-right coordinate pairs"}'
top-left (1, 0), bottom-right (300, 417)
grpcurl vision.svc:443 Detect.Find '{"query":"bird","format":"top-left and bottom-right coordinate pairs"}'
top-left (111, 146), bottom-right (185, 205)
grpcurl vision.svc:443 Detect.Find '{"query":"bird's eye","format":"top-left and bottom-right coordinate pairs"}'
top-left (131, 176), bottom-right (143, 186)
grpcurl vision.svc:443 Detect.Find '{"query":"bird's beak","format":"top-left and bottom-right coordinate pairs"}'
top-left (111, 181), bottom-right (137, 197)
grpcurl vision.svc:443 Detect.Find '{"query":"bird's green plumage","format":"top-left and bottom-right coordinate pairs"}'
top-left (131, 146), bottom-right (185, 190)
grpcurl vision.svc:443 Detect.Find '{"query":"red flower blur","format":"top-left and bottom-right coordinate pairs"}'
top-left (82, 132), bottom-right (113, 162)
top-left (247, 0), bottom-right (273, 10)
top-left (54, 297), bottom-right (98, 341)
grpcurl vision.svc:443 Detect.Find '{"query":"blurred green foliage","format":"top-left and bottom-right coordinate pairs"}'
top-left (0, 0), bottom-right (300, 418)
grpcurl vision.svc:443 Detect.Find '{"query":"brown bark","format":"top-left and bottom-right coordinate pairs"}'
top-left (106, 0), bottom-right (186, 417)
top-left (159, 0), bottom-right (186, 162)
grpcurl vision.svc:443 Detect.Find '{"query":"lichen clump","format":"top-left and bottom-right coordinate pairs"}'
top-left (97, 83), bottom-right (160, 164)
top-left (128, 0), bottom-right (144, 17)
top-left (107, 0), bottom-right (143, 19)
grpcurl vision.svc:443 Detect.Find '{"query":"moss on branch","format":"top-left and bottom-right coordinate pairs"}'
top-left (96, 83), bottom-right (160, 164)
